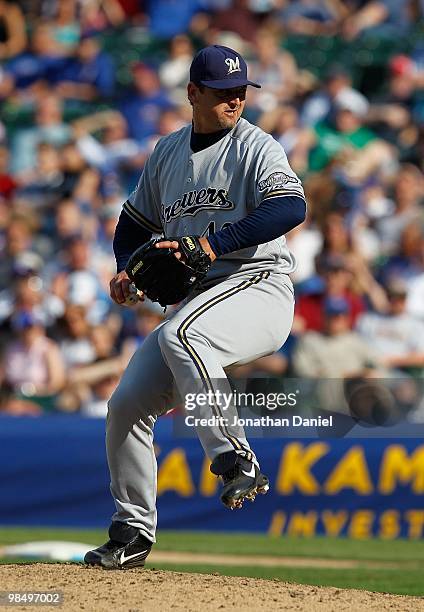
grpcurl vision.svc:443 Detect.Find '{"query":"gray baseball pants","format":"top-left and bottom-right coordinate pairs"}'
top-left (106, 270), bottom-right (294, 542)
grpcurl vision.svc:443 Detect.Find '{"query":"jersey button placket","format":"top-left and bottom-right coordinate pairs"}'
top-left (187, 158), bottom-right (193, 183)
top-left (182, 158), bottom-right (194, 233)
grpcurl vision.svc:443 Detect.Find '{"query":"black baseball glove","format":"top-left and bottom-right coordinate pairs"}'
top-left (125, 236), bottom-right (212, 307)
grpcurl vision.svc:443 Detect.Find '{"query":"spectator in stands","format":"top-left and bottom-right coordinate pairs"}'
top-left (3, 23), bottom-right (66, 102)
top-left (376, 164), bottom-right (424, 256)
top-left (147, 0), bottom-right (208, 39)
top-left (295, 251), bottom-right (387, 332)
top-left (308, 87), bottom-right (374, 171)
top-left (300, 64), bottom-right (352, 128)
top-left (79, 0), bottom-right (126, 34)
top-left (286, 220), bottom-right (323, 284)
top-left (378, 222), bottom-right (424, 287)
top-left (341, 0), bottom-right (412, 40)
top-left (0, 0), bottom-right (27, 60)
top-left (0, 268), bottom-right (64, 329)
top-left (316, 211), bottom-right (353, 260)
top-left (16, 142), bottom-right (67, 209)
top-left (94, 203), bottom-right (120, 271)
top-left (56, 303), bottom-right (95, 368)
top-left (44, 0), bottom-right (80, 57)
top-left (54, 32), bottom-right (115, 102)
top-left (119, 62), bottom-right (173, 143)
top-left (90, 324), bottom-right (119, 360)
top-left (159, 34), bottom-right (194, 104)
top-left (73, 110), bottom-right (144, 186)
top-left (317, 213), bottom-right (387, 306)
top-left (61, 237), bottom-right (109, 318)
top-left (2, 310), bottom-right (66, 399)
top-left (359, 182), bottom-right (394, 221)
top-left (79, 372), bottom-right (120, 417)
top-left (280, 0), bottom-right (345, 37)
top-left (53, 198), bottom-right (96, 251)
top-left (357, 279), bottom-right (424, 371)
top-left (59, 141), bottom-right (90, 197)
top-left (69, 164), bottom-right (102, 213)
top-left (45, 235), bottom-right (108, 319)
top-left (58, 322), bottom-right (122, 414)
top-left (247, 29), bottom-right (298, 115)
top-left (295, 255), bottom-right (360, 332)
top-left (367, 54), bottom-right (418, 149)
top-left (11, 94), bottom-right (72, 175)
top-left (293, 296), bottom-right (379, 377)
top-left (211, 0), bottom-right (262, 43)
top-left (294, 298), bottom-right (388, 425)
top-left (259, 103), bottom-right (313, 175)
top-left (0, 215), bottom-right (41, 292)
top-left (139, 107), bottom-right (188, 156)
top-left (309, 88), bottom-right (396, 187)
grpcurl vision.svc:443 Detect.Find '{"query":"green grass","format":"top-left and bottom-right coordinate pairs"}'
top-left (1, 527), bottom-right (423, 596)
top-left (1, 527), bottom-right (424, 563)
top-left (0, 527), bottom-right (103, 547)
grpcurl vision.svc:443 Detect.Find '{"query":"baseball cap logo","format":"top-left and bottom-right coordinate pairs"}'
top-left (225, 57), bottom-right (241, 75)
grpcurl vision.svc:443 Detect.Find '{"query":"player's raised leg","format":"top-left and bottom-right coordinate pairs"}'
top-left (158, 271), bottom-right (294, 508)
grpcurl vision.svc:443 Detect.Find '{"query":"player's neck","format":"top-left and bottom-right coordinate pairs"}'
top-left (190, 125), bottom-right (231, 153)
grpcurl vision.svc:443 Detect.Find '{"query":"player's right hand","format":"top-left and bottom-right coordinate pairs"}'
top-left (109, 270), bottom-right (144, 305)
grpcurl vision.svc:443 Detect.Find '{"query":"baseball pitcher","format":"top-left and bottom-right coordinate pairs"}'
top-left (85, 45), bottom-right (306, 569)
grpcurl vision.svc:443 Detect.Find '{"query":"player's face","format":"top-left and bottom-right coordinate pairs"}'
top-left (189, 83), bottom-right (247, 132)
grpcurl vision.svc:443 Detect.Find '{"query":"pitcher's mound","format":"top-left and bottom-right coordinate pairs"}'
top-left (1, 563), bottom-right (423, 611)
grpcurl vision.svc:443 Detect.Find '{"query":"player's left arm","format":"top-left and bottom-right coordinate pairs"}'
top-left (206, 139), bottom-right (306, 257)
top-left (158, 188), bottom-right (305, 260)
top-left (156, 138), bottom-right (306, 260)
top-left (157, 196), bottom-right (305, 261)
top-left (206, 195), bottom-right (305, 257)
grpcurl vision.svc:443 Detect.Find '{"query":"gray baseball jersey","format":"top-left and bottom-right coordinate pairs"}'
top-left (106, 118), bottom-right (304, 542)
top-left (123, 117), bottom-right (305, 283)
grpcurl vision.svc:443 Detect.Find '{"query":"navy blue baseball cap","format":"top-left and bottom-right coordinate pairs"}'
top-left (190, 45), bottom-right (261, 90)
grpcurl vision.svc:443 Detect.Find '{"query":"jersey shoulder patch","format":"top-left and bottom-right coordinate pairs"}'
top-left (258, 171), bottom-right (301, 192)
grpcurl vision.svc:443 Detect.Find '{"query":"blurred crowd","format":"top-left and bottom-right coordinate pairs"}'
top-left (0, 0), bottom-right (423, 419)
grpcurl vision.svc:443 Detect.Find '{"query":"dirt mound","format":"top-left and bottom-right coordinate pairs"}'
top-left (1, 563), bottom-right (423, 612)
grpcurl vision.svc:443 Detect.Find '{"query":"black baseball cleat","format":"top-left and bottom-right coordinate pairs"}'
top-left (211, 452), bottom-right (270, 510)
top-left (84, 522), bottom-right (152, 569)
